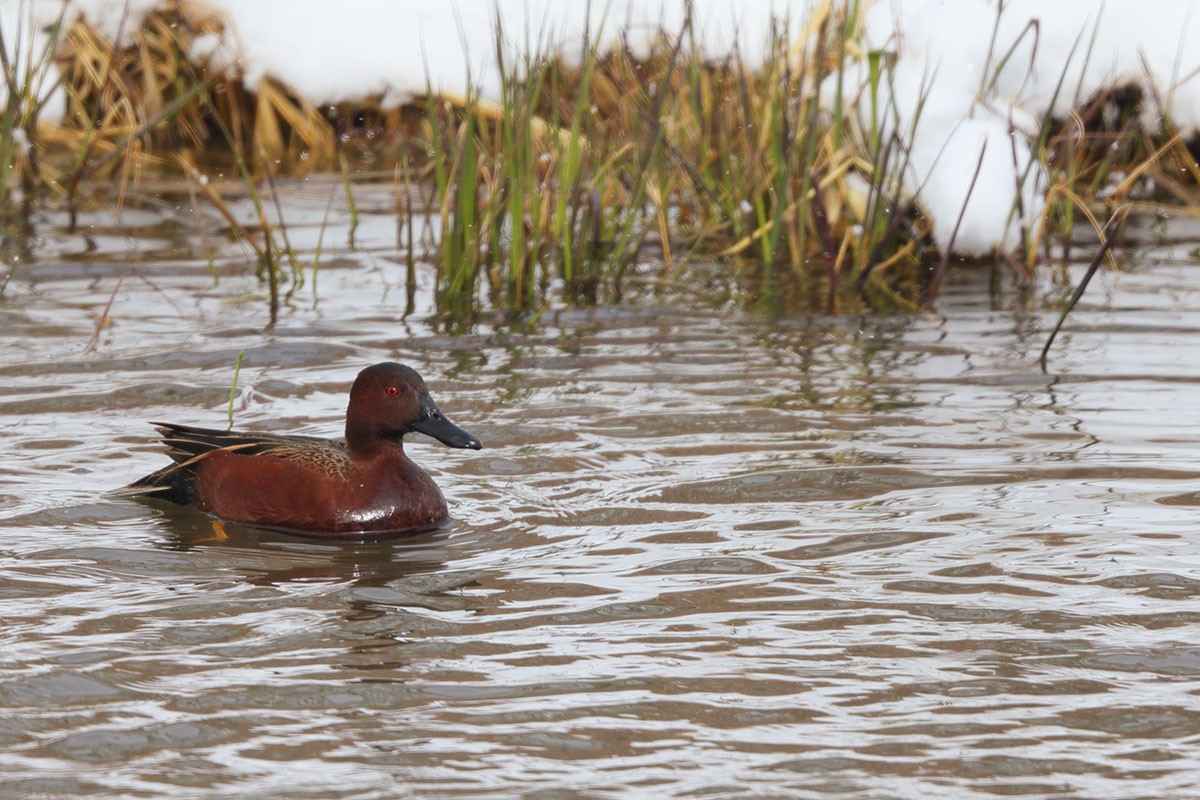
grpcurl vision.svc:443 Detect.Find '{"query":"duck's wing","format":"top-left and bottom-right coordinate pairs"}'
top-left (116, 422), bottom-right (350, 502)
top-left (150, 422), bottom-right (346, 465)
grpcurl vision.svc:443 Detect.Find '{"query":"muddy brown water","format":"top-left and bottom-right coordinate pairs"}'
top-left (3, 187), bottom-right (1200, 799)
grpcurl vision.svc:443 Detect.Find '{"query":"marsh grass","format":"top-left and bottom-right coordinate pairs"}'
top-left (403, 3), bottom-right (936, 315)
top-left (3, 1), bottom-right (929, 316)
top-left (8, 1), bottom-right (1200, 321)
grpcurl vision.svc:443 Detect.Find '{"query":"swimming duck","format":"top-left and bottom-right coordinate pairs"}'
top-left (121, 362), bottom-right (482, 537)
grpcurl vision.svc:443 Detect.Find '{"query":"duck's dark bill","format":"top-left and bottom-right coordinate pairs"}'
top-left (413, 410), bottom-right (483, 450)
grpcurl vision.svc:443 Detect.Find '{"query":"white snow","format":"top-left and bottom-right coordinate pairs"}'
top-left (191, 1), bottom-right (822, 106)
top-left (5, 0), bottom-right (1200, 256)
top-left (858, 0), bottom-right (1200, 253)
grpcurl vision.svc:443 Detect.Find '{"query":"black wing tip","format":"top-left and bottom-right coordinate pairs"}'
top-left (114, 464), bottom-right (196, 505)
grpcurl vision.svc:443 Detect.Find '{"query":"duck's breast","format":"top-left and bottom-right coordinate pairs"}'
top-left (342, 455), bottom-right (448, 532)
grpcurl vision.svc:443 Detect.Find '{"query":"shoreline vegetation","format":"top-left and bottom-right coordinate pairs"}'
top-left (1, 2), bottom-right (1196, 322)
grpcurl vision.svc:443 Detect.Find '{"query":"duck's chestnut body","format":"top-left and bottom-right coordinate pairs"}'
top-left (122, 363), bottom-right (482, 538)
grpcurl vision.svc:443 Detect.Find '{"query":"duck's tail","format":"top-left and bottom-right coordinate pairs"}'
top-left (113, 422), bottom-right (248, 504)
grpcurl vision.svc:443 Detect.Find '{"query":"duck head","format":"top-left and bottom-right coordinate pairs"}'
top-left (345, 362), bottom-right (482, 457)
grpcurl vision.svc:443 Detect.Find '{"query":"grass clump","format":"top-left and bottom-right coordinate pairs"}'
top-left (1, 4), bottom-right (67, 223)
top-left (409, 3), bottom-right (927, 316)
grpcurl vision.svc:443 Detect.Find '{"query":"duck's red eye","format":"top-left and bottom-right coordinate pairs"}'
top-left (386, 385), bottom-right (399, 397)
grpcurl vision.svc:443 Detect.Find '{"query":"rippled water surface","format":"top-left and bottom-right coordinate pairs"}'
top-left (4, 188), bottom-right (1200, 799)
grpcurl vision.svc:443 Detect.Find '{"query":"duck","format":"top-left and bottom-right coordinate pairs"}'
top-left (120, 362), bottom-right (482, 538)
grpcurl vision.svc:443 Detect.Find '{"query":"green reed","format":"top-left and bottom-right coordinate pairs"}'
top-left (0, 4), bottom-right (67, 208)
top-left (416, 3), bottom-right (925, 317)
top-left (421, 24), bottom-right (660, 314)
top-left (226, 349), bottom-right (245, 428)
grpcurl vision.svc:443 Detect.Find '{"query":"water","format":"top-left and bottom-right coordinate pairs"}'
top-left (3, 187), bottom-right (1200, 799)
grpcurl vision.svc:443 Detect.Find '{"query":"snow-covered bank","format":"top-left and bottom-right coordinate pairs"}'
top-left (858, 0), bottom-right (1200, 252)
top-left (7, 0), bottom-right (1200, 256)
